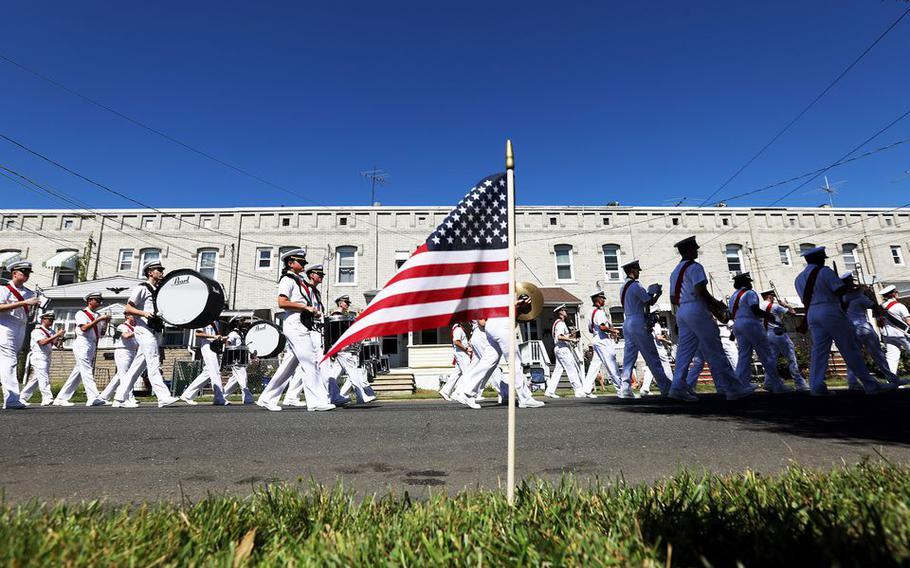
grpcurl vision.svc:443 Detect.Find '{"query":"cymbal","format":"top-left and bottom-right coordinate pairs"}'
top-left (516, 281), bottom-right (543, 321)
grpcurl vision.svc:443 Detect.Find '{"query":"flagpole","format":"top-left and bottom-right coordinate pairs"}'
top-left (505, 139), bottom-right (517, 505)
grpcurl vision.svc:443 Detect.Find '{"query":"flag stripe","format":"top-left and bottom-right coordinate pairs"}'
top-left (385, 259), bottom-right (508, 287)
top-left (357, 275), bottom-right (508, 320)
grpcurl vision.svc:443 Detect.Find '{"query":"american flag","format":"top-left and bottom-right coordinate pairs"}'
top-left (323, 172), bottom-right (510, 359)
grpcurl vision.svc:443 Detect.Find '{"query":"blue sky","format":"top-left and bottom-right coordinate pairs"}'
top-left (1, 1), bottom-right (908, 210)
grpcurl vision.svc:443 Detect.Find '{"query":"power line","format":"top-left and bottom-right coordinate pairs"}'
top-left (698, 5), bottom-right (910, 206)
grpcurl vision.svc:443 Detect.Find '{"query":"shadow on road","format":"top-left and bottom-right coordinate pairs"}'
top-left (602, 388), bottom-right (910, 447)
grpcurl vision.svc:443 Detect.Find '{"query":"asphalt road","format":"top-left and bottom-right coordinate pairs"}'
top-left (2, 390), bottom-right (909, 503)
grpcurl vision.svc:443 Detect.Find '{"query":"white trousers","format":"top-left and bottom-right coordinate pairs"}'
top-left (883, 334), bottom-right (910, 375)
top-left (767, 331), bottom-right (805, 382)
top-left (733, 319), bottom-right (785, 388)
top-left (329, 351), bottom-right (375, 403)
top-left (0, 324), bottom-right (25, 407)
top-left (455, 319), bottom-right (533, 402)
top-left (21, 355), bottom-right (53, 404)
top-left (546, 345), bottom-right (583, 395)
top-left (55, 341), bottom-right (102, 405)
top-left (584, 341), bottom-right (619, 394)
top-left (440, 351), bottom-right (472, 397)
top-left (806, 305), bottom-right (877, 391)
top-left (641, 340), bottom-right (673, 393)
top-left (847, 324), bottom-right (898, 383)
top-left (260, 324), bottom-right (329, 408)
top-left (182, 344), bottom-right (225, 403)
top-left (100, 348), bottom-right (140, 402)
top-left (622, 320), bottom-right (671, 394)
top-left (223, 365), bottom-right (254, 403)
top-left (114, 325), bottom-right (173, 403)
top-left (671, 303), bottom-right (741, 392)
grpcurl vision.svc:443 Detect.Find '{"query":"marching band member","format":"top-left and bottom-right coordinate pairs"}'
top-left (841, 276), bottom-right (906, 388)
top-left (305, 265), bottom-right (351, 406)
top-left (180, 320), bottom-right (228, 405)
top-left (759, 289), bottom-right (809, 391)
top-left (99, 314), bottom-right (141, 404)
top-left (258, 251), bottom-right (334, 412)
top-left (727, 273), bottom-right (791, 394)
top-left (469, 318), bottom-right (503, 403)
top-left (113, 260), bottom-right (180, 408)
top-left (53, 292), bottom-right (109, 407)
top-left (619, 260), bottom-right (671, 398)
top-left (879, 285), bottom-right (910, 375)
top-left (222, 317), bottom-right (255, 404)
top-left (545, 305), bottom-right (584, 398)
top-left (439, 320), bottom-right (473, 401)
top-left (328, 295), bottom-right (376, 404)
top-left (21, 311), bottom-right (64, 406)
top-left (583, 291), bottom-right (620, 397)
top-left (794, 246), bottom-right (894, 395)
top-left (639, 318), bottom-right (673, 395)
top-left (667, 236), bottom-right (752, 401)
top-left (0, 260), bottom-right (39, 409)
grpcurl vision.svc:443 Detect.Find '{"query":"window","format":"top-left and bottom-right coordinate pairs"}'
top-left (549, 217), bottom-right (558, 226)
top-left (602, 217), bottom-right (610, 226)
top-left (789, 217), bottom-right (797, 227)
top-left (336, 246), bottom-right (356, 284)
top-left (118, 249), bottom-right (133, 271)
top-left (339, 217), bottom-right (348, 226)
top-left (62, 218), bottom-right (74, 230)
top-left (256, 247), bottom-right (272, 270)
top-left (143, 217), bottom-right (155, 230)
top-left (778, 246), bottom-right (792, 266)
top-left (54, 309), bottom-right (79, 348)
top-left (139, 248), bottom-right (161, 276)
top-left (602, 244), bottom-right (622, 282)
top-left (841, 243), bottom-right (859, 270)
top-left (886, 217), bottom-right (893, 227)
top-left (892, 245), bottom-right (905, 266)
top-left (197, 249), bottom-right (218, 280)
top-left (725, 244), bottom-right (744, 275)
top-left (4, 219), bottom-right (14, 229)
top-left (799, 243), bottom-right (816, 255)
top-left (54, 266), bottom-right (77, 285)
top-left (281, 217), bottom-right (290, 227)
top-left (554, 245), bottom-right (573, 281)
top-left (201, 217), bottom-right (213, 229)
top-left (722, 218), bottom-right (729, 226)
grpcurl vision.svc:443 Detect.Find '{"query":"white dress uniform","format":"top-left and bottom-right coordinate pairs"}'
top-left (20, 324), bottom-right (56, 405)
top-left (259, 271), bottom-right (332, 411)
top-left (99, 322), bottom-right (141, 403)
top-left (583, 306), bottom-right (620, 394)
top-left (639, 322), bottom-right (673, 395)
top-left (794, 253), bottom-right (890, 394)
top-left (728, 286), bottom-right (789, 393)
top-left (620, 278), bottom-right (671, 396)
top-left (762, 298), bottom-right (808, 389)
top-left (181, 322), bottom-right (227, 405)
top-left (880, 292), bottom-right (910, 374)
top-left (684, 323), bottom-right (739, 393)
top-left (54, 307), bottom-right (106, 406)
top-left (113, 283), bottom-right (179, 407)
top-left (842, 290), bottom-right (900, 386)
top-left (546, 318), bottom-right (584, 397)
top-left (440, 323), bottom-right (472, 399)
top-left (469, 321), bottom-right (503, 400)
top-left (668, 259), bottom-right (749, 399)
top-left (326, 309), bottom-right (376, 404)
top-left (0, 281), bottom-right (35, 408)
top-left (222, 330), bottom-right (254, 404)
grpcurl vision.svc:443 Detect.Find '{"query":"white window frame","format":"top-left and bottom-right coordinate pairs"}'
top-left (138, 248), bottom-right (161, 277)
top-left (778, 245), bottom-right (792, 266)
top-left (256, 247), bottom-right (272, 270)
top-left (118, 249), bottom-right (134, 272)
top-left (142, 217), bottom-right (155, 230)
top-left (554, 244), bottom-right (574, 282)
top-left (53, 266), bottom-right (77, 286)
top-left (54, 309), bottom-right (80, 349)
top-left (602, 244), bottom-right (622, 282)
top-left (336, 246), bottom-right (357, 285)
top-left (725, 244), bottom-right (744, 276)
top-left (196, 248), bottom-right (218, 280)
top-left (201, 217), bottom-right (213, 229)
top-left (892, 245), bottom-right (905, 266)
top-left (841, 243), bottom-right (859, 270)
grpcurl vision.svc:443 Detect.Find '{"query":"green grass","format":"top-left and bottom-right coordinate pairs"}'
top-left (2, 461), bottom-right (909, 566)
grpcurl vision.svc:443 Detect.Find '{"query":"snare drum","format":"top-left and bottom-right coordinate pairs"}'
top-left (323, 314), bottom-right (354, 350)
top-left (153, 269), bottom-right (226, 329)
top-left (244, 320), bottom-right (286, 359)
top-left (359, 339), bottom-right (382, 365)
top-left (223, 346), bottom-right (250, 367)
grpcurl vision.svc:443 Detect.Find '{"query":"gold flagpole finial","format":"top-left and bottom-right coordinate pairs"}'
top-left (505, 139), bottom-right (514, 170)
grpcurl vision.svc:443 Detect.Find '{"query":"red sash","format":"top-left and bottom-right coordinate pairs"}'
top-left (39, 327), bottom-right (51, 339)
top-left (5, 284), bottom-right (31, 317)
top-left (126, 323), bottom-right (135, 333)
top-left (764, 301), bottom-right (774, 330)
top-left (620, 280), bottom-right (635, 309)
top-left (82, 309), bottom-right (99, 342)
top-left (730, 288), bottom-right (748, 319)
top-left (671, 261), bottom-right (695, 306)
top-left (885, 300), bottom-right (899, 312)
top-left (589, 308), bottom-right (599, 333)
top-left (800, 266), bottom-right (823, 320)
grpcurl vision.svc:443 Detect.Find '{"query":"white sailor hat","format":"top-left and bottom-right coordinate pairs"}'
top-left (840, 271), bottom-right (855, 281)
top-left (7, 260), bottom-right (32, 272)
top-left (758, 289), bottom-right (775, 296)
top-left (280, 247), bottom-right (308, 264)
top-left (880, 284), bottom-right (897, 295)
top-left (674, 236), bottom-right (699, 249)
top-left (622, 259), bottom-right (641, 272)
top-left (799, 245), bottom-right (827, 259)
top-left (305, 264), bottom-right (325, 275)
top-left (84, 291), bottom-right (103, 302)
top-left (335, 294), bottom-right (351, 304)
top-left (141, 259), bottom-right (165, 275)
top-left (40, 311), bottom-right (55, 320)
top-left (590, 290), bottom-right (606, 299)
top-left (552, 303), bottom-right (567, 313)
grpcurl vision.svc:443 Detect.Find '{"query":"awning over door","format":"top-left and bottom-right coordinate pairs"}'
top-left (44, 250), bottom-right (79, 269)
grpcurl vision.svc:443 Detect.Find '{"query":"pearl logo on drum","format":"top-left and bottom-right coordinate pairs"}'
top-left (173, 276), bottom-right (191, 286)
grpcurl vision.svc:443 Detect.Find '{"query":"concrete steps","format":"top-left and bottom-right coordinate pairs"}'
top-left (371, 373), bottom-right (415, 397)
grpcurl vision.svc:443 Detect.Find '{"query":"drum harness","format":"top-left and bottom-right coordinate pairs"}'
top-left (140, 282), bottom-right (165, 333)
top-left (281, 272), bottom-right (323, 333)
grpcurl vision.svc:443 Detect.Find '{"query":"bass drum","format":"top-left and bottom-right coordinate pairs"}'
top-left (244, 320), bottom-right (286, 359)
top-left (154, 269), bottom-right (225, 329)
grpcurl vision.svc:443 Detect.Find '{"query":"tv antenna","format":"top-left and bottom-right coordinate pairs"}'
top-left (661, 197), bottom-right (689, 207)
top-left (816, 176), bottom-right (845, 207)
top-left (360, 166), bottom-right (389, 206)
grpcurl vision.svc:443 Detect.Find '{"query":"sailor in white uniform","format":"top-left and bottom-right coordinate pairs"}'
top-left (545, 304), bottom-right (584, 398)
top-left (328, 295), bottom-right (376, 404)
top-left (639, 319), bottom-right (673, 395)
top-left (180, 320), bottom-right (228, 405)
top-left (258, 251), bottom-right (334, 411)
top-left (583, 291), bottom-right (620, 397)
top-left (794, 246), bottom-right (894, 395)
top-left (113, 260), bottom-right (180, 408)
top-left (841, 275), bottom-right (907, 389)
top-left (727, 273), bottom-right (791, 393)
top-left (684, 322), bottom-right (739, 395)
top-left (759, 289), bottom-right (809, 391)
top-left (0, 260), bottom-right (38, 409)
top-left (440, 321), bottom-right (473, 400)
top-left (53, 292), bottom-right (109, 407)
top-left (879, 285), bottom-right (910, 375)
top-left (618, 260), bottom-right (671, 398)
top-left (469, 318), bottom-right (503, 403)
top-left (668, 236), bottom-right (752, 401)
top-left (99, 315), bottom-right (141, 404)
top-left (222, 317), bottom-right (255, 404)
top-left (21, 311), bottom-right (64, 406)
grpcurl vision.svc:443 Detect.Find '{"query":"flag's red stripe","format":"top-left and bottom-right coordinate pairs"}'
top-left (323, 306), bottom-right (509, 360)
top-left (356, 283), bottom-right (509, 321)
top-left (385, 259), bottom-right (508, 287)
